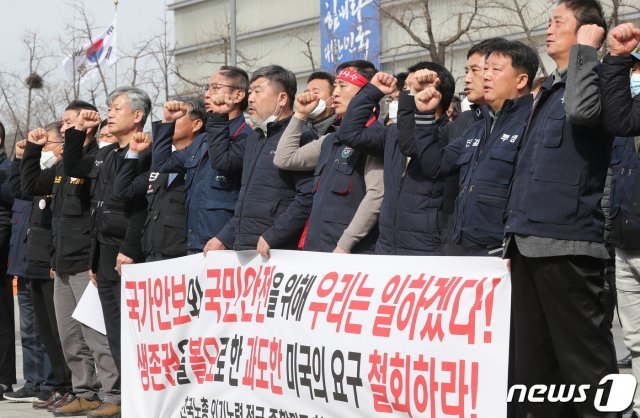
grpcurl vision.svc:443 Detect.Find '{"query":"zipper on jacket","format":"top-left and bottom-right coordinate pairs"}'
top-left (236, 133), bottom-right (268, 248)
top-left (392, 157), bottom-right (409, 254)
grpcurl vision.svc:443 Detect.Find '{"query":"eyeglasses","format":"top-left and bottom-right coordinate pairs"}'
top-left (201, 83), bottom-right (241, 93)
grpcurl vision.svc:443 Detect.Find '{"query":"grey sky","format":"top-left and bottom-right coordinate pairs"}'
top-left (0, 0), bottom-right (170, 78)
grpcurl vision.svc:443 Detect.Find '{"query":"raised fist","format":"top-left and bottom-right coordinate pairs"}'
top-left (371, 72), bottom-right (397, 95)
top-left (27, 128), bottom-right (48, 146)
top-left (411, 69), bottom-right (440, 95)
top-left (129, 132), bottom-right (151, 154)
top-left (414, 86), bottom-right (442, 113)
top-left (15, 139), bottom-right (26, 159)
top-left (162, 101), bottom-right (188, 122)
top-left (209, 93), bottom-right (235, 114)
top-left (294, 92), bottom-right (321, 119)
top-left (577, 24), bottom-right (606, 50)
top-left (76, 109), bottom-right (101, 131)
top-left (608, 23), bottom-right (640, 57)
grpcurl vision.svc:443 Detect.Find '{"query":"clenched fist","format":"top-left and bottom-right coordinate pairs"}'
top-left (209, 93), bottom-right (235, 114)
top-left (414, 86), bottom-right (442, 113)
top-left (608, 23), bottom-right (640, 57)
top-left (294, 92), bottom-right (321, 119)
top-left (27, 128), bottom-right (48, 146)
top-left (129, 132), bottom-right (151, 154)
top-left (576, 24), bottom-right (606, 50)
top-left (411, 69), bottom-right (440, 95)
top-left (15, 139), bottom-right (26, 159)
top-left (76, 109), bottom-right (101, 131)
top-left (371, 72), bottom-right (397, 95)
top-left (162, 101), bottom-right (188, 122)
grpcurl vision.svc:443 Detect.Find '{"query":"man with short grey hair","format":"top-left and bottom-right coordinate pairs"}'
top-left (153, 66), bottom-right (252, 254)
top-left (115, 95), bottom-right (205, 261)
top-left (63, 86), bottom-right (152, 418)
top-left (204, 65), bottom-right (315, 256)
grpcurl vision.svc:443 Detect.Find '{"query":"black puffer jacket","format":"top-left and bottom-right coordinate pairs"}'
top-left (208, 113), bottom-right (315, 250)
top-left (337, 84), bottom-right (446, 255)
top-left (599, 54), bottom-right (640, 138)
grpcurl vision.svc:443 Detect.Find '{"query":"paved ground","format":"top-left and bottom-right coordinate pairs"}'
top-left (0, 297), bottom-right (633, 417)
top-left (1, 298), bottom-right (50, 417)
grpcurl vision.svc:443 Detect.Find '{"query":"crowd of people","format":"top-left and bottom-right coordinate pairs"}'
top-left (0, 0), bottom-right (638, 417)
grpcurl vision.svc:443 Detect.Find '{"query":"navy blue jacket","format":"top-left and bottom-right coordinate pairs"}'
top-left (599, 54), bottom-right (640, 137)
top-left (152, 116), bottom-right (250, 252)
top-left (7, 199), bottom-right (30, 278)
top-left (609, 137), bottom-right (640, 249)
top-left (0, 152), bottom-right (13, 243)
top-left (505, 75), bottom-right (613, 242)
top-left (303, 127), bottom-right (381, 253)
top-left (6, 159), bottom-right (28, 278)
top-left (7, 158), bottom-right (51, 280)
top-left (412, 94), bottom-right (533, 253)
top-left (337, 84), bottom-right (446, 255)
top-left (207, 113), bottom-right (315, 250)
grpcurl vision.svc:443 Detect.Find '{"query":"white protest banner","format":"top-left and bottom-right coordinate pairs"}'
top-left (122, 250), bottom-right (510, 418)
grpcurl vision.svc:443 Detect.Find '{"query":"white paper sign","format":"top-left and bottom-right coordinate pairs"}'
top-left (72, 282), bottom-right (106, 335)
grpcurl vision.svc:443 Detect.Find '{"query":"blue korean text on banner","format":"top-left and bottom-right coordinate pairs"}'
top-left (321, 0), bottom-right (380, 72)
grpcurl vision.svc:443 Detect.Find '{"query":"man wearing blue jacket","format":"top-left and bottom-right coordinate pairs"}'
top-left (335, 63), bottom-right (455, 255)
top-left (599, 21), bottom-right (640, 417)
top-left (152, 66), bottom-right (252, 254)
top-left (504, 1), bottom-right (617, 416)
top-left (409, 40), bottom-right (538, 255)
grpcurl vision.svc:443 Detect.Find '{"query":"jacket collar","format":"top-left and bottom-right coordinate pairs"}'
top-left (481, 93), bottom-right (533, 117)
top-left (261, 115), bottom-right (292, 136)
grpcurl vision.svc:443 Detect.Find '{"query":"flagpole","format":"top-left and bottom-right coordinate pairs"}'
top-left (114, 0), bottom-right (119, 87)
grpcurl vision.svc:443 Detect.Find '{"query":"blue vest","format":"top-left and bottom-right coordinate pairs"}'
top-left (609, 137), bottom-right (640, 249)
top-left (453, 95), bottom-right (532, 251)
top-left (303, 131), bottom-right (379, 253)
top-left (505, 76), bottom-right (613, 242)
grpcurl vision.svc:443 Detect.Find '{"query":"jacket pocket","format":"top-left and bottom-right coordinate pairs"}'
top-left (210, 174), bottom-right (233, 190)
top-left (100, 208), bottom-right (128, 239)
top-left (526, 162), bottom-right (581, 225)
top-left (477, 146), bottom-right (518, 185)
top-left (58, 219), bottom-right (91, 260)
top-left (542, 116), bottom-right (565, 148)
top-left (26, 226), bottom-right (52, 265)
top-left (159, 215), bottom-right (187, 257)
top-left (62, 192), bottom-right (84, 217)
top-left (331, 172), bottom-right (352, 195)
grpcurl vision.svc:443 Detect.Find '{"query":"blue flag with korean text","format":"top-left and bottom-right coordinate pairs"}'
top-left (321, 0), bottom-right (380, 72)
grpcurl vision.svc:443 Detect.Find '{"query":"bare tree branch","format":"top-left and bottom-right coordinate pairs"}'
top-left (380, 0), bottom-right (490, 65)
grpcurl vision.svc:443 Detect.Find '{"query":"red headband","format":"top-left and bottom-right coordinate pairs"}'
top-left (336, 68), bottom-right (368, 88)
